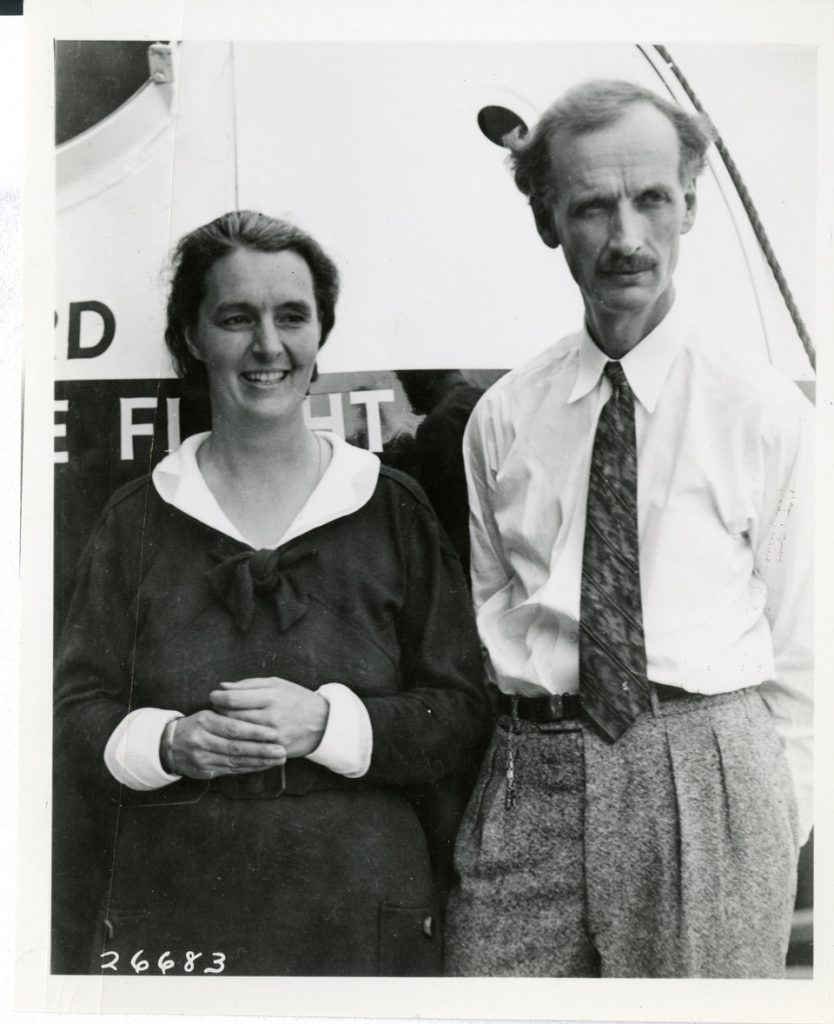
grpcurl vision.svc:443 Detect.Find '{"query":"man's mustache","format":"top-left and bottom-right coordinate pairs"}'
top-left (598, 256), bottom-right (657, 274)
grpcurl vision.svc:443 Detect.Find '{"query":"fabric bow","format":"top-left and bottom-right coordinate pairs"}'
top-left (206, 543), bottom-right (317, 633)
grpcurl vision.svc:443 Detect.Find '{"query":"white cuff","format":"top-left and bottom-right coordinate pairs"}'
top-left (306, 683), bottom-right (372, 778)
top-left (103, 708), bottom-right (184, 790)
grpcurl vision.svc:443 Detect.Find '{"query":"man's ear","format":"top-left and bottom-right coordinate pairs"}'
top-left (681, 183), bottom-right (697, 234)
top-left (532, 198), bottom-right (560, 249)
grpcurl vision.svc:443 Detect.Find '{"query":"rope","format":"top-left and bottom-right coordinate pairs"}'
top-left (654, 45), bottom-right (816, 373)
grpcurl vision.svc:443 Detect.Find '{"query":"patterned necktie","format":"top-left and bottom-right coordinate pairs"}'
top-left (579, 360), bottom-right (651, 741)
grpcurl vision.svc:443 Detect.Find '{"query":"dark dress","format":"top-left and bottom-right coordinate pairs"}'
top-left (53, 465), bottom-right (489, 976)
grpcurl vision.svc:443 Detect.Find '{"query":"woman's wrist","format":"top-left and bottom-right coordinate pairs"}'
top-left (159, 717), bottom-right (181, 775)
top-left (305, 684), bottom-right (372, 777)
top-left (301, 693), bottom-right (330, 756)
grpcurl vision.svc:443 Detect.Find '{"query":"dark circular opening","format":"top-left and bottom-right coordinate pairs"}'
top-left (55, 41), bottom-right (160, 146)
top-left (477, 105), bottom-right (528, 147)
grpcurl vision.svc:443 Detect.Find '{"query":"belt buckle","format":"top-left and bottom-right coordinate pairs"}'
top-left (221, 764), bottom-right (286, 799)
top-left (540, 695), bottom-right (562, 722)
top-left (546, 692), bottom-right (581, 722)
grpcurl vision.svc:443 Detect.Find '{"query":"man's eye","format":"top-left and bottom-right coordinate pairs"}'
top-left (640, 191), bottom-right (666, 206)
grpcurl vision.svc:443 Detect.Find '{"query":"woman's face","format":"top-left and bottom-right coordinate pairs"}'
top-left (186, 247), bottom-right (322, 428)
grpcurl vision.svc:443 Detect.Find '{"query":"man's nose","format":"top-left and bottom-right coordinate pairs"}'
top-left (608, 203), bottom-right (643, 254)
top-left (252, 317), bottom-right (285, 357)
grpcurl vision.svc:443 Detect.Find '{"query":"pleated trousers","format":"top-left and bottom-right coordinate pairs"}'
top-left (444, 686), bottom-right (800, 978)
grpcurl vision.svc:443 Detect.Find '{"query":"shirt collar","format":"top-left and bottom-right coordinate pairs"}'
top-left (567, 301), bottom-right (686, 412)
top-left (152, 431), bottom-right (380, 548)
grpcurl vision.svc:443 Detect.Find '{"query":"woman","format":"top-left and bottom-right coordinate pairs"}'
top-left (54, 210), bottom-right (490, 976)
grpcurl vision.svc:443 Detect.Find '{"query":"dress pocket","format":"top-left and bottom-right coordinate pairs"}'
top-left (377, 903), bottom-right (440, 976)
top-left (90, 907), bottom-right (152, 972)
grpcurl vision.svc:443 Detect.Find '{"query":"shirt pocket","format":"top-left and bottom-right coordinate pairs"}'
top-left (642, 503), bottom-right (753, 621)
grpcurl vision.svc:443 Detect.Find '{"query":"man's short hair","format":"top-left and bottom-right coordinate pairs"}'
top-left (507, 79), bottom-right (715, 209)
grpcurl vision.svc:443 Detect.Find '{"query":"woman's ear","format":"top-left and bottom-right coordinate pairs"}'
top-left (184, 327), bottom-right (204, 362)
top-left (532, 198), bottom-right (560, 249)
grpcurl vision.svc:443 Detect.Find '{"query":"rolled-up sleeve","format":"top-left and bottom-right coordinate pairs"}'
top-left (307, 682), bottom-right (373, 778)
top-left (104, 708), bottom-right (183, 790)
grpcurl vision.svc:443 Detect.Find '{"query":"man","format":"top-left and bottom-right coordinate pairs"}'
top-left (444, 80), bottom-right (813, 978)
top-left (396, 369), bottom-right (484, 575)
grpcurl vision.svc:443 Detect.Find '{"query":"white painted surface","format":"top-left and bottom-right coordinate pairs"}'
top-left (54, 41), bottom-right (816, 381)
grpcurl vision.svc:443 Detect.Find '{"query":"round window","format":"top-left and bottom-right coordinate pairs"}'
top-left (55, 41), bottom-right (163, 145)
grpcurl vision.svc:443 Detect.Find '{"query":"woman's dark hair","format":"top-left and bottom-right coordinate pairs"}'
top-left (165, 210), bottom-right (340, 384)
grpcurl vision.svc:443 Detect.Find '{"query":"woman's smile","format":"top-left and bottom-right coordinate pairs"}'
top-left (240, 368), bottom-right (292, 386)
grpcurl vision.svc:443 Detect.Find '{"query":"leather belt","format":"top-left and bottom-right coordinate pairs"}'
top-left (117, 760), bottom-right (366, 808)
top-left (494, 683), bottom-right (697, 724)
top-left (211, 760), bottom-right (365, 799)
top-left (653, 682), bottom-right (696, 703)
top-left (494, 690), bottom-right (583, 723)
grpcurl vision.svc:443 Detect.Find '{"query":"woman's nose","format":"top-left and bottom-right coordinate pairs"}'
top-left (252, 318), bottom-right (285, 357)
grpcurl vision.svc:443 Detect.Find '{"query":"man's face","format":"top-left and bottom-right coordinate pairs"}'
top-left (540, 102), bottom-right (697, 330)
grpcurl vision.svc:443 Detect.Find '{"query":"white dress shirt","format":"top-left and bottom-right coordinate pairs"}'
top-left (465, 303), bottom-right (814, 842)
top-left (104, 431), bottom-right (377, 790)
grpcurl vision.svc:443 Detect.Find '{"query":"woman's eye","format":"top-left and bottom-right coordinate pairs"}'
top-left (220, 314), bottom-right (251, 327)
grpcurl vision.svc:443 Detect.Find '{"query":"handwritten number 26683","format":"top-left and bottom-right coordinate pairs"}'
top-left (99, 950), bottom-right (226, 974)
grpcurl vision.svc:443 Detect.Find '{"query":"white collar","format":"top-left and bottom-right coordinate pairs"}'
top-left (152, 431), bottom-right (381, 548)
top-left (568, 301), bottom-right (687, 412)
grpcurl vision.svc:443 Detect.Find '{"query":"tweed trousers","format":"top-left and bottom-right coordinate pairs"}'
top-left (444, 687), bottom-right (800, 978)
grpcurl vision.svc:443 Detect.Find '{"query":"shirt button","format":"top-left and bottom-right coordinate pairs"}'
top-left (567, 632), bottom-right (578, 644)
